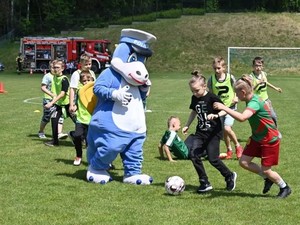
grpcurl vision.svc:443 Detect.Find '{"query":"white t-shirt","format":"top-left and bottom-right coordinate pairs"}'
top-left (70, 69), bottom-right (96, 89)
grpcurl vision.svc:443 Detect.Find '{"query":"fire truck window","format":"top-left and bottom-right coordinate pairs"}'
top-left (94, 43), bottom-right (103, 53)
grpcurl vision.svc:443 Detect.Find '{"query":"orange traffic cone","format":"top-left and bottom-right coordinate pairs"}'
top-left (0, 82), bottom-right (7, 94)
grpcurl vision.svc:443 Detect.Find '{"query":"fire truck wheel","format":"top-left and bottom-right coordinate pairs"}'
top-left (39, 62), bottom-right (48, 71)
top-left (91, 62), bottom-right (100, 74)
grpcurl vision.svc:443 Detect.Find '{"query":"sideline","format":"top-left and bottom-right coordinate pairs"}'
top-left (23, 97), bottom-right (41, 105)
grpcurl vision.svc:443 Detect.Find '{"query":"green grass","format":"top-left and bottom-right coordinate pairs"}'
top-left (0, 71), bottom-right (299, 225)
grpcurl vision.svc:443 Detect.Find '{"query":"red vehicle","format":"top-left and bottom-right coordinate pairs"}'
top-left (19, 36), bottom-right (112, 73)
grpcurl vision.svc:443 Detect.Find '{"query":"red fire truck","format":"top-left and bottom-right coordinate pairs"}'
top-left (19, 36), bottom-right (112, 73)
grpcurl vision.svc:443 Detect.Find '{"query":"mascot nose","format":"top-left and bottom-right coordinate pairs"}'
top-left (136, 70), bottom-right (149, 80)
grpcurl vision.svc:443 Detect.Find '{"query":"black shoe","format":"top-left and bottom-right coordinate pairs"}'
top-left (225, 172), bottom-right (237, 191)
top-left (44, 140), bottom-right (59, 147)
top-left (277, 185), bottom-right (292, 198)
top-left (263, 178), bottom-right (274, 194)
top-left (197, 183), bottom-right (213, 193)
top-left (109, 164), bottom-right (115, 170)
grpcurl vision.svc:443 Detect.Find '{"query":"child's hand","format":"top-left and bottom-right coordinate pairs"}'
top-left (207, 114), bottom-right (218, 120)
top-left (276, 87), bottom-right (282, 93)
top-left (213, 102), bottom-right (224, 110)
top-left (182, 126), bottom-right (189, 135)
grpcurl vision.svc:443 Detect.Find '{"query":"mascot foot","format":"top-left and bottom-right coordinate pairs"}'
top-left (123, 174), bottom-right (153, 185)
top-left (86, 165), bottom-right (113, 184)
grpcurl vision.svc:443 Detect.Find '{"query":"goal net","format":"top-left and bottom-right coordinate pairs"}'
top-left (227, 47), bottom-right (300, 76)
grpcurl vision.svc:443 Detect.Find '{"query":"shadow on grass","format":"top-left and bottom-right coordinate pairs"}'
top-left (28, 133), bottom-right (75, 147)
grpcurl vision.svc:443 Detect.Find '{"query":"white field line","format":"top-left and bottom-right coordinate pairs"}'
top-left (23, 97), bottom-right (42, 105)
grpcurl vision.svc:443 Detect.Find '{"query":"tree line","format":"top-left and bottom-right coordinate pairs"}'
top-left (1, 0), bottom-right (300, 37)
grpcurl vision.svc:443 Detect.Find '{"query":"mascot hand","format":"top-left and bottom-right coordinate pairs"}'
top-left (112, 85), bottom-right (132, 106)
top-left (139, 79), bottom-right (151, 93)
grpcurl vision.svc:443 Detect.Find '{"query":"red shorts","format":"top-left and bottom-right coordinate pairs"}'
top-left (243, 138), bottom-right (280, 167)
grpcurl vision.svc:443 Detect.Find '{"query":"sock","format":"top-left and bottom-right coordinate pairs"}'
top-left (277, 179), bottom-right (287, 189)
top-left (227, 148), bottom-right (232, 152)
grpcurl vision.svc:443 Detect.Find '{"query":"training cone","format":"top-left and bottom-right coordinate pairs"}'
top-left (0, 82), bottom-right (7, 93)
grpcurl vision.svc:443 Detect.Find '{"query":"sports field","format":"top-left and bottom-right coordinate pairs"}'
top-left (0, 71), bottom-right (299, 225)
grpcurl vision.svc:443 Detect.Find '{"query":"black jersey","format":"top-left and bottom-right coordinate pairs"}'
top-left (189, 92), bottom-right (223, 137)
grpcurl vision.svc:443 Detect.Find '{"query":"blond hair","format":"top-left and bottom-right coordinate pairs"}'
top-left (212, 56), bottom-right (226, 68)
top-left (80, 53), bottom-right (91, 64)
top-left (234, 74), bottom-right (253, 94)
top-left (167, 116), bottom-right (179, 128)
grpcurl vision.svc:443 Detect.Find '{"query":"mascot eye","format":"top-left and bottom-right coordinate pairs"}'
top-left (128, 53), bottom-right (138, 62)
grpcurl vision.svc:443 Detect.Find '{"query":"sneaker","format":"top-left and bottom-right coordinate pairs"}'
top-left (226, 150), bottom-right (233, 160)
top-left (68, 131), bottom-right (75, 145)
top-left (73, 157), bottom-right (82, 166)
top-left (263, 178), bottom-right (274, 194)
top-left (44, 140), bottom-right (59, 147)
top-left (277, 185), bottom-right (292, 198)
top-left (197, 183), bottom-right (213, 193)
top-left (225, 172), bottom-right (237, 191)
top-left (235, 145), bottom-right (243, 159)
top-left (58, 133), bottom-right (68, 139)
top-left (38, 132), bottom-right (47, 139)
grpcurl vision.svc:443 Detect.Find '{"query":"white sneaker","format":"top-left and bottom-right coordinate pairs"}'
top-left (73, 157), bottom-right (82, 166)
top-left (38, 132), bottom-right (47, 139)
top-left (58, 133), bottom-right (68, 139)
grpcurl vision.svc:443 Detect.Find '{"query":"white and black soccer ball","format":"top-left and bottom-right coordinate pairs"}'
top-left (165, 176), bottom-right (185, 195)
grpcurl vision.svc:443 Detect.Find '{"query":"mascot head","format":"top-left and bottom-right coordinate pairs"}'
top-left (111, 29), bottom-right (157, 86)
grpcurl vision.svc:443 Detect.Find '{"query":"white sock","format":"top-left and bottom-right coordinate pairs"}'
top-left (277, 179), bottom-right (287, 189)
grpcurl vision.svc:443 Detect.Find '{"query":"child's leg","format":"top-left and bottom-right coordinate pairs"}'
top-left (74, 123), bottom-right (84, 158)
top-left (50, 106), bottom-right (62, 145)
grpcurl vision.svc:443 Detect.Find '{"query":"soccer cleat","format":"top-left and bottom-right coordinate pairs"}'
top-left (73, 157), bottom-right (82, 166)
top-left (235, 145), bottom-right (243, 159)
top-left (44, 140), bottom-right (59, 147)
top-left (263, 178), bottom-right (274, 194)
top-left (197, 183), bottom-right (213, 193)
top-left (58, 133), bottom-right (68, 139)
top-left (277, 185), bottom-right (291, 198)
top-left (226, 172), bottom-right (237, 191)
top-left (226, 150), bottom-right (233, 160)
top-left (38, 132), bottom-right (47, 139)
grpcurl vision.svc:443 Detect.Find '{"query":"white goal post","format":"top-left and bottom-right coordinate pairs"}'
top-left (227, 46), bottom-right (300, 75)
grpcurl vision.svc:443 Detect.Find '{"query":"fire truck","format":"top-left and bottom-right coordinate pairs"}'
top-left (19, 36), bottom-right (112, 73)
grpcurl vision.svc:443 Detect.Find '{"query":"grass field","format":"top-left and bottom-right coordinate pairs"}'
top-left (0, 71), bottom-right (299, 225)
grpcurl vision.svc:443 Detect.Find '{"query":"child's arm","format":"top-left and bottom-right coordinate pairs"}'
top-left (158, 143), bottom-right (165, 160)
top-left (163, 145), bottom-right (176, 162)
top-left (41, 84), bottom-right (55, 98)
top-left (267, 81), bottom-right (282, 93)
top-left (213, 102), bottom-right (253, 122)
top-left (182, 110), bottom-right (197, 135)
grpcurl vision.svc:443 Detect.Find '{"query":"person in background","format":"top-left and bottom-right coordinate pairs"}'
top-left (158, 116), bottom-right (189, 162)
top-left (182, 71), bottom-right (237, 194)
top-left (207, 57), bottom-right (243, 160)
top-left (250, 56), bottom-right (282, 126)
top-left (38, 60), bottom-right (68, 139)
top-left (16, 53), bottom-right (23, 74)
top-left (213, 74), bottom-right (291, 198)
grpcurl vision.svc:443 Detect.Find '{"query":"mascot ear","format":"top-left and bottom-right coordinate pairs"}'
top-left (111, 58), bottom-right (149, 86)
top-left (78, 82), bottom-right (97, 115)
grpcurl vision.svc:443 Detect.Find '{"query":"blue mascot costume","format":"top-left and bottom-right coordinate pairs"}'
top-left (86, 29), bottom-right (156, 185)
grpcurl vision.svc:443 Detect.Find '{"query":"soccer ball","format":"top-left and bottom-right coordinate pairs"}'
top-left (165, 176), bottom-right (185, 195)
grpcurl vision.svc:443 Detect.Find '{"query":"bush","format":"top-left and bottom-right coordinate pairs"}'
top-left (157, 9), bottom-right (182, 18)
top-left (182, 8), bottom-right (206, 15)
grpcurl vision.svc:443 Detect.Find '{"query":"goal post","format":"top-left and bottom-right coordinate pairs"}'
top-left (227, 46), bottom-right (300, 76)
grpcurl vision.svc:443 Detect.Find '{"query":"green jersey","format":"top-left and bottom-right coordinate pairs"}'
top-left (208, 73), bottom-right (236, 107)
top-left (246, 94), bottom-right (279, 143)
top-left (160, 130), bottom-right (189, 159)
top-left (250, 71), bottom-right (268, 101)
top-left (51, 75), bottom-right (69, 106)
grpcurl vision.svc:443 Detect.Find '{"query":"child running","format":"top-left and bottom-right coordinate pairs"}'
top-left (182, 71), bottom-right (237, 193)
top-left (207, 56), bottom-right (243, 159)
top-left (213, 74), bottom-right (291, 198)
top-left (158, 116), bottom-right (189, 162)
top-left (250, 56), bottom-right (282, 126)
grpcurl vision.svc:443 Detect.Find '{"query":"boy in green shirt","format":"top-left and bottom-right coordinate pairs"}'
top-left (158, 116), bottom-right (189, 162)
